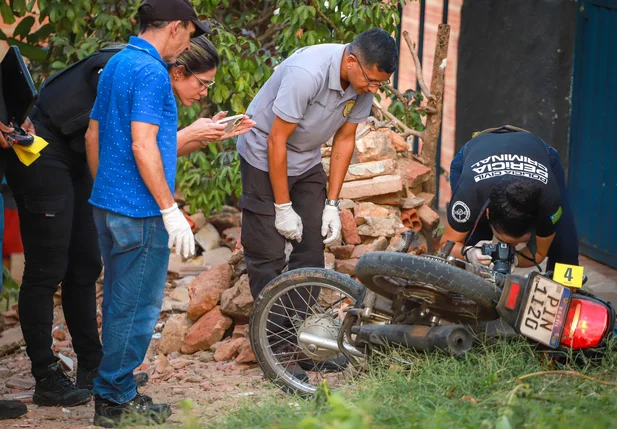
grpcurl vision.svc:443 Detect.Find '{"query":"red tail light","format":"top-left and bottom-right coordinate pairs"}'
top-left (560, 298), bottom-right (609, 349)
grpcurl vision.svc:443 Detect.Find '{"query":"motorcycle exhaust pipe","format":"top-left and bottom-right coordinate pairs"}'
top-left (350, 324), bottom-right (473, 356)
top-left (298, 332), bottom-right (365, 358)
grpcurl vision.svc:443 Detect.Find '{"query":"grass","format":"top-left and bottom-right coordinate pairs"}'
top-left (175, 338), bottom-right (617, 429)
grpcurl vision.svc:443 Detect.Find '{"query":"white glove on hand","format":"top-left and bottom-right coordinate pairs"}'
top-left (463, 240), bottom-right (493, 266)
top-left (321, 205), bottom-right (341, 245)
top-left (274, 202), bottom-right (303, 242)
top-left (161, 203), bottom-right (196, 258)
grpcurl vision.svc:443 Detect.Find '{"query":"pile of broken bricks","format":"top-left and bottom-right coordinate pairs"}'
top-left (321, 127), bottom-right (443, 277)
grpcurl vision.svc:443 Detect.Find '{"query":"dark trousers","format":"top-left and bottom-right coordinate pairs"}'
top-left (6, 113), bottom-right (102, 378)
top-left (239, 156), bottom-right (327, 299)
top-left (450, 143), bottom-right (579, 272)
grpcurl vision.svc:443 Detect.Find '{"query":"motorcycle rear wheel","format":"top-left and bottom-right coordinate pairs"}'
top-left (356, 252), bottom-right (501, 313)
top-left (249, 268), bottom-right (365, 395)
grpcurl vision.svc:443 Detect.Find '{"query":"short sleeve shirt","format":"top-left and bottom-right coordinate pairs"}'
top-left (447, 131), bottom-right (563, 237)
top-left (237, 43), bottom-right (373, 176)
top-left (89, 36), bottom-right (178, 218)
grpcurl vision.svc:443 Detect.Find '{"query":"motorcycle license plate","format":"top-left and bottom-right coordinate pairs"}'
top-left (517, 275), bottom-right (571, 348)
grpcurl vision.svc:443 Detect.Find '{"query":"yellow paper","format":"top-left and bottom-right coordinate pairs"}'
top-left (553, 263), bottom-right (585, 288)
top-left (12, 135), bottom-right (49, 166)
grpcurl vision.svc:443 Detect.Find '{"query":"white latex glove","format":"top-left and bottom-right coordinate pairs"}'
top-left (274, 202), bottom-right (303, 242)
top-left (463, 240), bottom-right (493, 266)
top-left (160, 203), bottom-right (196, 258)
top-left (321, 205), bottom-right (341, 245)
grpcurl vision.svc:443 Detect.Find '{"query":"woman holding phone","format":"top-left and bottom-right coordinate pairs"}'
top-left (6, 34), bottom-right (254, 409)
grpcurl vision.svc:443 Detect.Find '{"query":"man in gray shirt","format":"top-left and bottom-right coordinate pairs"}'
top-left (237, 28), bottom-right (398, 301)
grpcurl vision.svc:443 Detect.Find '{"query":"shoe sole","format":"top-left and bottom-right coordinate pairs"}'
top-left (93, 407), bottom-right (172, 428)
top-left (0, 408), bottom-right (27, 420)
top-left (33, 393), bottom-right (92, 407)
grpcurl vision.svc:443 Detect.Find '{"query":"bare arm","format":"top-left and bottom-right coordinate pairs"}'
top-left (132, 121), bottom-right (175, 210)
top-left (268, 116), bottom-right (299, 204)
top-left (516, 233), bottom-right (555, 267)
top-left (327, 122), bottom-right (358, 200)
top-left (85, 119), bottom-right (99, 179)
top-left (177, 113), bottom-right (255, 157)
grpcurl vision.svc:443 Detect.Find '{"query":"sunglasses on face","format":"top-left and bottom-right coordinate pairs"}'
top-left (182, 63), bottom-right (215, 91)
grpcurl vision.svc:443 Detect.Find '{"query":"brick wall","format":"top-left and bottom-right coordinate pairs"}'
top-left (397, 0), bottom-right (462, 209)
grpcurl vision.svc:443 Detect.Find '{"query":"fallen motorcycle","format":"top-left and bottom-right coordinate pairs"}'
top-left (249, 241), bottom-right (615, 395)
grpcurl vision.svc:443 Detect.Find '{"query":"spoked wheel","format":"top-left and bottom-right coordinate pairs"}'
top-left (249, 268), bottom-right (365, 395)
top-left (356, 252), bottom-right (501, 322)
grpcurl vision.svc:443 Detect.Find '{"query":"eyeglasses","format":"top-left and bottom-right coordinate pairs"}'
top-left (349, 47), bottom-right (390, 88)
top-left (183, 63), bottom-right (215, 92)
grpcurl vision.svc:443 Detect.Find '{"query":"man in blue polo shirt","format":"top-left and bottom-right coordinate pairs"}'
top-left (84, 0), bottom-right (209, 426)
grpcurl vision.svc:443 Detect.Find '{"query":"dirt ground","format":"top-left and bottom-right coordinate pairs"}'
top-left (0, 330), bottom-right (275, 429)
top-left (1, 254), bottom-right (616, 428)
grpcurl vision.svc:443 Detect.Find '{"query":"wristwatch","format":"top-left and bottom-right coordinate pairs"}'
top-left (325, 198), bottom-right (341, 209)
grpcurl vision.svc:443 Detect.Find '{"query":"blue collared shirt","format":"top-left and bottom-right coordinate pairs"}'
top-left (89, 36), bottom-right (178, 218)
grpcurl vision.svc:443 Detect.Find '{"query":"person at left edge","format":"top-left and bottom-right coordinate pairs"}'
top-left (85, 0), bottom-right (209, 426)
top-left (0, 49), bottom-right (31, 423)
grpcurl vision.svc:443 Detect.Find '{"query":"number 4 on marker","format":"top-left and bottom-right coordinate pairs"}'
top-left (553, 263), bottom-right (584, 288)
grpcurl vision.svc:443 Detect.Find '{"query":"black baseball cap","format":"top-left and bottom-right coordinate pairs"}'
top-left (139, 0), bottom-right (211, 37)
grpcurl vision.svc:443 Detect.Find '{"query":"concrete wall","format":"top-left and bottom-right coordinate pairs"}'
top-left (455, 0), bottom-right (577, 168)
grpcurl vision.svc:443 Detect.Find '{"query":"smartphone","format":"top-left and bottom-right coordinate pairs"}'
top-left (217, 114), bottom-right (246, 133)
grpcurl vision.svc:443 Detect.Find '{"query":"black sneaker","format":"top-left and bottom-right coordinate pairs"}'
top-left (0, 400), bottom-right (27, 420)
top-left (298, 354), bottom-right (349, 372)
top-left (33, 362), bottom-right (92, 407)
top-left (76, 366), bottom-right (149, 391)
top-left (271, 342), bottom-right (309, 383)
top-left (93, 394), bottom-right (171, 428)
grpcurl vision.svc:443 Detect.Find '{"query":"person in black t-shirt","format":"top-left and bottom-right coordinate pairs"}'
top-left (441, 126), bottom-right (579, 272)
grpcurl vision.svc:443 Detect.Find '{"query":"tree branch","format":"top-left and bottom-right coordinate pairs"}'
top-left (244, 7), bottom-right (276, 30)
top-left (403, 30), bottom-right (433, 100)
top-left (371, 99), bottom-right (423, 139)
top-left (309, 0), bottom-right (345, 40)
top-left (415, 105), bottom-right (438, 114)
top-left (256, 24), bottom-right (287, 44)
top-left (383, 84), bottom-right (407, 106)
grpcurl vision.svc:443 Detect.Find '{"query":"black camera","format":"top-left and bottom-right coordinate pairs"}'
top-left (481, 242), bottom-right (516, 274)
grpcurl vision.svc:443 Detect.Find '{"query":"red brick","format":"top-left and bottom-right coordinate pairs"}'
top-left (345, 159), bottom-right (397, 182)
top-left (397, 158), bottom-right (431, 188)
top-left (181, 306), bottom-right (233, 354)
top-left (335, 259), bottom-right (359, 276)
top-left (339, 175), bottom-right (403, 200)
top-left (340, 209), bottom-right (361, 245)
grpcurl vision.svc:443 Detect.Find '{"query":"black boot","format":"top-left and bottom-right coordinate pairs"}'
top-left (33, 362), bottom-right (92, 407)
top-left (93, 394), bottom-right (171, 428)
top-left (76, 366), bottom-right (149, 391)
top-left (0, 400), bottom-right (27, 420)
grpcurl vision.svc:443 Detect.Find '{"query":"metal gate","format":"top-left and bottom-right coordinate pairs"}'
top-left (569, 0), bottom-right (617, 268)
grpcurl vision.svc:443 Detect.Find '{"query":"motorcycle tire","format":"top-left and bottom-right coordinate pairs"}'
top-left (356, 252), bottom-right (501, 309)
top-left (249, 268), bottom-right (365, 395)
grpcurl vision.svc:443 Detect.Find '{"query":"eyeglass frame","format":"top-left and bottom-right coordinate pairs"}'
top-left (180, 63), bottom-right (216, 92)
top-left (348, 46), bottom-right (390, 88)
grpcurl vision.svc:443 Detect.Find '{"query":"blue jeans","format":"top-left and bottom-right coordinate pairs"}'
top-left (449, 142), bottom-right (579, 272)
top-left (92, 208), bottom-right (170, 404)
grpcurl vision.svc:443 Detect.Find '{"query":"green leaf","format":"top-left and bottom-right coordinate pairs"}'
top-left (26, 0), bottom-right (36, 12)
top-left (6, 38), bottom-right (47, 62)
top-left (12, 0), bottom-right (27, 12)
top-left (0, 3), bottom-right (16, 25)
top-left (27, 23), bottom-right (53, 43)
top-left (51, 60), bottom-right (66, 69)
top-left (13, 16), bottom-right (35, 39)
